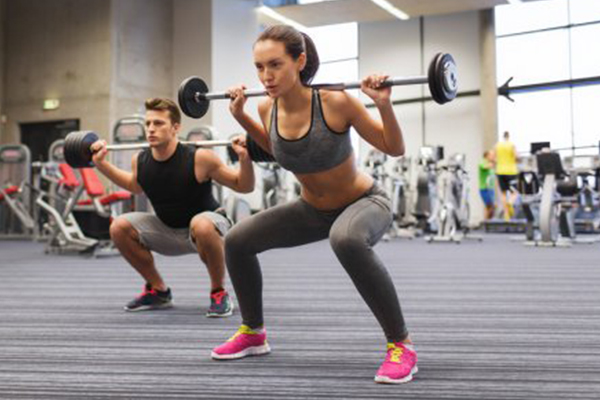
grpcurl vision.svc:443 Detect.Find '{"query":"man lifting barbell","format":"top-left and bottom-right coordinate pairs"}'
top-left (89, 98), bottom-right (255, 316)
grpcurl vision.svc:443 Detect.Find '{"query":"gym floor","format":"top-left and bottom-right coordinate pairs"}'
top-left (1, 234), bottom-right (599, 399)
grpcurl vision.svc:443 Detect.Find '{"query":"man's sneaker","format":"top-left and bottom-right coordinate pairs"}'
top-left (124, 284), bottom-right (173, 312)
top-left (206, 289), bottom-right (234, 317)
top-left (374, 342), bottom-right (418, 384)
top-left (211, 325), bottom-right (271, 360)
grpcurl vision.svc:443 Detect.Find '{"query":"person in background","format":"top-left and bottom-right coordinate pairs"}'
top-left (494, 131), bottom-right (518, 221)
top-left (479, 150), bottom-right (496, 220)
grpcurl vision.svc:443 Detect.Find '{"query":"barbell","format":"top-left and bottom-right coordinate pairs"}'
top-left (63, 130), bottom-right (275, 168)
top-left (178, 52), bottom-right (458, 119)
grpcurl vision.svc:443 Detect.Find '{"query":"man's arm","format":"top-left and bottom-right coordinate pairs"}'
top-left (91, 140), bottom-right (144, 194)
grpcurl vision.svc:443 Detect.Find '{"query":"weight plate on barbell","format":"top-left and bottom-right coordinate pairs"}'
top-left (428, 53), bottom-right (443, 104)
top-left (227, 135), bottom-right (276, 163)
top-left (64, 131), bottom-right (99, 168)
top-left (439, 53), bottom-right (458, 102)
top-left (178, 76), bottom-right (210, 119)
top-left (428, 53), bottom-right (458, 104)
top-left (247, 136), bottom-right (276, 162)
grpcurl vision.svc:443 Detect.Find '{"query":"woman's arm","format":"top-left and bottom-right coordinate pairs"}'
top-left (228, 85), bottom-right (272, 153)
top-left (337, 75), bottom-right (405, 157)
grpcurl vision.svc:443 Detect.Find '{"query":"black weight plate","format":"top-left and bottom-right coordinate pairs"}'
top-left (64, 131), bottom-right (99, 168)
top-left (247, 136), bottom-right (275, 162)
top-left (428, 53), bottom-right (445, 104)
top-left (178, 76), bottom-right (210, 119)
top-left (226, 134), bottom-right (240, 164)
top-left (80, 131), bottom-right (99, 167)
top-left (64, 131), bottom-right (86, 168)
top-left (438, 53), bottom-right (458, 103)
top-left (63, 131), bottom-right (78, 167)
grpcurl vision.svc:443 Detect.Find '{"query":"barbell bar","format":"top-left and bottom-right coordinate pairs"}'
top-left (63, 130), bottom-right (275, 169)
top-left (179, 52), bottom-right (458, 119)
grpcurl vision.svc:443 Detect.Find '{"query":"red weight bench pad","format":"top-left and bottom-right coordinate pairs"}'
top-left (77, 168), bottom-right (132, 206)
top-left (0, 185), bottom-right (19, 202)
top-left (58, 164), bottom-right (81, 189)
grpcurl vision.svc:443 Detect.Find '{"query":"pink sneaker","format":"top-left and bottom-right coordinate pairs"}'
top-left (374, 342), bottom-right (418, 384)
top-left (211, 325), bottom-right (271, 360)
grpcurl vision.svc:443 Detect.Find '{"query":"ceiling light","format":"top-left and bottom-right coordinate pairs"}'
top-left (257, 5), bottom-right (308, 30)
top-left (370, 0), bottom-right (410, 20)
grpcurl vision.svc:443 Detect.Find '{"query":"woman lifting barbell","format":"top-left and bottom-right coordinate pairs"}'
top-left (210, 25), bottom-right (417, 384)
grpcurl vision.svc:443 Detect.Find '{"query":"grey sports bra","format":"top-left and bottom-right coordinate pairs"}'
top-left (269, 89), bottom-right (353, 174)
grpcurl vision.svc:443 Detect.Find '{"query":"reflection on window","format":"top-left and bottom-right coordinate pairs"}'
top-left (312, 59), bottom-right (358, 84)
top-left (305, 23), bottom-right (358, 63)
top-left (572, 86), bottom-right (600, 153)
top-left (495, 0), bottom-right (568, 36)
top-left (570, 24), bottom-right (600, 78)
top-left (303, 22), bottom-right (360, 154)
top-left (495, 0), bottom-right (600, 152)
top-left (569, 0), bottom-right (600, 24)
top-left (496, 29), bottom-right (570, 86)
top-left (497, 89), bottom-right (573, 153)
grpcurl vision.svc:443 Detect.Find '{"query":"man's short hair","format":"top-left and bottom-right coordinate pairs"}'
top-left (144, 98), bottom-right (181, 125)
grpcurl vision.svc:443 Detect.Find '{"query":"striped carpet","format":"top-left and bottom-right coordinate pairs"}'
top-left (0, 234), bottom-right (599, 399)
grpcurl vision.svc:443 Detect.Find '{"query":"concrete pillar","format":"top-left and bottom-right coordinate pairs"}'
top-left (173, 0), bottom-right (213, 134)
top-left (0, 0), bottom-right (5, 143)
top-left (479, 9), bottom-right (498, 153)
top-left (109, 0), bottom-right (174, 141)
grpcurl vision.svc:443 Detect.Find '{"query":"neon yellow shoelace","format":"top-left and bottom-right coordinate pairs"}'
top-left (227, 324), bottom-right (257, 342)
top-left (387, 343), bottom-right (404, 363)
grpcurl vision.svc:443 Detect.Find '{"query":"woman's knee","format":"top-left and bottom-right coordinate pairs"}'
top-left (224, 223), bottom-right (252, 256)
top-left (329, 229), bottom-right (366, 256)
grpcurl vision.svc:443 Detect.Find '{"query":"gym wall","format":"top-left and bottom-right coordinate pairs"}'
top-left (3, 0), bottom-right (113, 145)
top-left (360, 11), bottom-right (497, 224)
top-left (109, 0), bottom-right (173, 139)
top-left (173, 0), bottom-right (213, 131)
top-left (210, 0), bottom-right (262, 138)
top-left (0, 0), bottom-right (496, 222)
top-left (172, 0), bottom-right (264, 210)
top-left (2, 0), bottom-right (174, 146)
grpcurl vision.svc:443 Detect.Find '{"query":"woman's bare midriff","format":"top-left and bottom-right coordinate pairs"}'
top-left (296, 155), bottom-right (374, 210)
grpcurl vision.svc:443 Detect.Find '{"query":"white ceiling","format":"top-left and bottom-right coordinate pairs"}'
top-left (258, 0), bottom-right (544, 27)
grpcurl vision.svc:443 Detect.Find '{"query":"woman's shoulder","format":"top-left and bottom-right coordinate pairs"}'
top-left (318, 89), bottom-right (355, 115)
top-left (318, 89), bottom-right (351, 104)
top-left (258, 97), bottom-right (275, 113)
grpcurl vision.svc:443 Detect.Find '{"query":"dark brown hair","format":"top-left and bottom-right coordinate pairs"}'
top-left (256, 25), bottom-right (319, 85)
top-left (144, 98), bottom-right (181, 125)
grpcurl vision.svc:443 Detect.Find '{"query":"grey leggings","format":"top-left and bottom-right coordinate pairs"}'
top-left (225, 183), bottom-right (408, 342)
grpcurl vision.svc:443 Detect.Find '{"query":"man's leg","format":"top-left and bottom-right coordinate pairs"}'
top-left (110, 216), bottom-right (167, 291)
top-left (190, 214), bottom-right (226, 292)
top-left (111, 212), bottom-right (195, 311)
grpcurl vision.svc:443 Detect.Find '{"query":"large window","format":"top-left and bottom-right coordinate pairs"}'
top-left (305, 22), bottom-right (358, 84)
top-left (304, 22), bottom-right (360, 149)
top-left (495, 0), bottom-right (600, 155)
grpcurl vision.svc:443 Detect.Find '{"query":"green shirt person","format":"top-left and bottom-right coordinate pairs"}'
top-left (478, 150), bottom-right (496, 220)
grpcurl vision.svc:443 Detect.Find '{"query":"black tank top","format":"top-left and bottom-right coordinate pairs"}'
top-left (137, 143), bottom-right (219, 228)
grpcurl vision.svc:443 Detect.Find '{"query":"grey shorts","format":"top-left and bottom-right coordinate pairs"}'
top-left (120, 211), bottom-right (232, 256)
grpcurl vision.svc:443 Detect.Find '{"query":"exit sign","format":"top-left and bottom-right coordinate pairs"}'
top-left (43, 99), bottom-right (60, 110)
